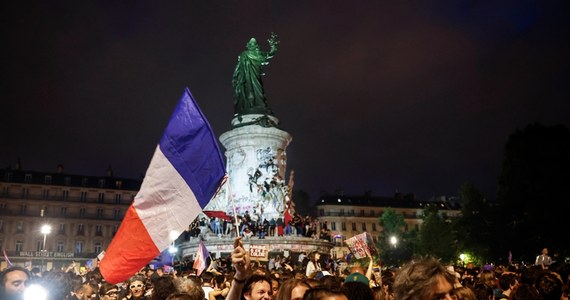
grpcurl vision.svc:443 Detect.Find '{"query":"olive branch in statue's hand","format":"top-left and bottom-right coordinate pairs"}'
top-left (268, 32), bottom-right (280, 47)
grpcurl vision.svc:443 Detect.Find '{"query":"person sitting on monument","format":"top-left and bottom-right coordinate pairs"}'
top-left (243, 225), bottom-right (254, 240)
top-left (257, 221), bottom-right (266, 239)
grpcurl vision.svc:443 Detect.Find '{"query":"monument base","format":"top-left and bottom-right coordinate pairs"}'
top-left (177, 234), bottom-right (334, 263)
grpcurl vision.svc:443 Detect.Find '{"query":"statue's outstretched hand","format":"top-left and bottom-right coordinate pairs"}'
top-left (268, 32), bottom-right (280, 47)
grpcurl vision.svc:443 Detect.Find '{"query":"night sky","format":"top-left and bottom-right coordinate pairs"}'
top-left (4, 1), bottom-right (569, 204)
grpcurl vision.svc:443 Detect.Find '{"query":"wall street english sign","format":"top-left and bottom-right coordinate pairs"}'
top-left (19, 251), bottom-right (75, 258)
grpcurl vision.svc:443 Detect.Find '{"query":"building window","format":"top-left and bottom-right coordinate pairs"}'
top-left (331, 222), bottom-right (336, 230)
top-left (59, 223), bottom-right (66, 235)
top-left (62, 190), bottom-right (69, 200)
top-left (342, 222), bottom-right (346, 231)
top-left (98, 179), bottom-right (106, 188)
top-left (95, 225), bottom-right (103, 236)
top-left (45, 175), bottom-right (52, 185)
top-left (115, 180), bottom-right (122, 189)
top-left (0, 220), bottom-right (3, 233)
top-left (372, 223), bottom-right (377, 231)
top-left (113, 209), bottom-right (120, 219)
top-left (94, 242), bottom-right (102, 254)
top-left (64, 177), bottom-right (71, 185)
top-left (81, 178), bottom-right (88, 187)
top-left (97, 208), bottom-right (103, 218)
top-left (113, 225), bottom-right (119, 236)
top-left (351, 223), bottom-right (356, 231)
top-left (36, 240), bottom-right (43, 251)
top-left (115, 194), bottom-right (121, 204)
top-left (16, 240), bottom-right (23, 251)
top-left (60, 207), bottom-right (67, 217)
top-left (57, 241), bottom-right (65, 252)
top-left (319, 209), bottom-right (324, 216)
top-left (98, 192), bottom-right (105, 203)
top-left (77, 224), bottom-right (84, 235)
top-left (75, 241), bottom-right (83, 254)
top-left (362, 223), bottom-right (367, 231)
top-left (79, 208), bottom-right (86, 217)
top-left (80, 191), bottom-right (87, 202)
top-left (42, 189), bottom-right (49, 199)
top-left (340, 209), bottom-right (344, 216)
top-left (350, 209), bottom-right (355, 216)
top-left (370, 210), bottom-right (375, 217)
top-left (24, 174), bottom-right (32, 183)
top-left (20, 204), bottom-right (27, 215)
top-left (22, 188), bottom-right (29, 198)
top-left (360, 210), bottom-right (365, 217)
top-left (405, 224), bottom-right (409, 231)
top-left (16, 221), bottom-right (24, 233)
top-left (4, 172), bottom-right (12, 182)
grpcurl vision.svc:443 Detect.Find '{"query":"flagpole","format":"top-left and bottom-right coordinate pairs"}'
top-left (226, 177), bottom-right (241, 239)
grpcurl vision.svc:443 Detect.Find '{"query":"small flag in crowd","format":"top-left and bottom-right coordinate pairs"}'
top-left (3, 248), bottom-right (13, 267)
top-left (193, 240), bottom-right (210, 276)
top-left (99, 88), bottom-right (226, 284)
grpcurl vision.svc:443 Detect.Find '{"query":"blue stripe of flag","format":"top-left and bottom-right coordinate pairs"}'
top-left (158, 87), bottom-right (226, 207)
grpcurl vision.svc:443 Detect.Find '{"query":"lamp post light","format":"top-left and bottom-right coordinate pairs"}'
top-left (460, 253), bottom-right (466, 267)
top-left (40, 225), bottom-right (51, 272)
top-left (168, 245), bottom-right (178, 267)
top-left (169, 230), bottom-right (179, 268)
top-left (390, 236), bottom-right (398, 248)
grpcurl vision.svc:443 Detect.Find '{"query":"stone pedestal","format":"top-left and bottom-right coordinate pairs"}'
top-left (179, 236), bottom-right (334, 262)
top-left (205, 114), bottom-right (292, 222)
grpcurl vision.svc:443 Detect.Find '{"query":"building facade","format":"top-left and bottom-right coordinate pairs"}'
top-left (315, 193), bottom-right (461, 259)
top-left (0, 167), bottom-right (141, 271)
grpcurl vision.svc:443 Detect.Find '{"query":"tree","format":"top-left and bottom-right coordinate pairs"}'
top-left (377, 208), bottom-right (414, 266)
top-left (417, 204), bottom-right (456, 263)
top-left (495, 123), bottom-right (570, 262)
top-left (453, 182), bottom-right (494, 263)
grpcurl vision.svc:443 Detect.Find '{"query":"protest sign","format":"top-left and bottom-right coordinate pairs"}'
top-left (248, 245), bottom-right (268, 261)
top-left (344, 232), bottom-right (378, 259)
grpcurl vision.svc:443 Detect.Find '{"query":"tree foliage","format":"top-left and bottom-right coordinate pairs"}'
top-left (495, 123), bottom-right (570, 262)
top-left (454, 182), bottom-right (494, 263)
top-left (377, 208), bottom-right (413, 266)
top-left (417, 204), bottom-right (456, 263)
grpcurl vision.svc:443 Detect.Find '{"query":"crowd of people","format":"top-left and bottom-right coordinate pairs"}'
top-left (187, 212), bottom-right (331, 242)
top-left (1, 241), bottom-right (568, 300)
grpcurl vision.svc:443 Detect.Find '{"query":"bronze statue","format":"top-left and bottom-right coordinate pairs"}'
top-left (232, 32), bottom-right (279, 116)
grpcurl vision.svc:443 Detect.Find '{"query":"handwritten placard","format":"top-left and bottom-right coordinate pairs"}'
top-left (248, 245), bottom-right (268, 261)
top-left (344, 232), bottom-right (378, 259)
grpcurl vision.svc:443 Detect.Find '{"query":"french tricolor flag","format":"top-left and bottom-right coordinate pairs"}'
top-left (99, 88), bottom-right (226, 284)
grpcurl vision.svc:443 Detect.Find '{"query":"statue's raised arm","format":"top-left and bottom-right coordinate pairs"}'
top-left (232, 33), bottom-right (279, 116)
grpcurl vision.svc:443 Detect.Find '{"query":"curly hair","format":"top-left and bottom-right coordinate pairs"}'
top-left (151, 276), bottom-right (177, 300)
top-left (393, 257), bottom-right (456, 300)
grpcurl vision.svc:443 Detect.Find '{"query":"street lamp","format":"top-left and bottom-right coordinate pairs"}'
top-left (168, 245), bottom-right (178, 267)
top-left (41, 225), bottom-right (51, 251)
top-left (40, 225), bottom-right (51, 272)
top-left (460, 253), bottom-right (466, 267)
top-left (390, 236), bottom-right (398, 248)
top-left (169, 230), bottom-right (179, 268)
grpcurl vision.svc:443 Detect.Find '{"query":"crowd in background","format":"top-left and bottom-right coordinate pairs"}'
top-left (1, 241), bottom-right (568, 300)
